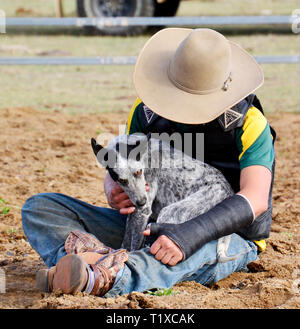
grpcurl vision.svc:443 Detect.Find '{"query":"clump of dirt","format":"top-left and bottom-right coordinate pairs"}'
top-left (0, 107), bottom-right (299, 309)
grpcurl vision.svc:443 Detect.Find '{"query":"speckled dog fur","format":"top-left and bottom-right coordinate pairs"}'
top-left (92, 134), bottom-right (234, 251)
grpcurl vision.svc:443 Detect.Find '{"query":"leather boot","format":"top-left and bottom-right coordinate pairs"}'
top-left (36, 231), bottom-right (128, 296)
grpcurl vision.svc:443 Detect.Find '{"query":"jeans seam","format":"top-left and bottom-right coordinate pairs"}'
top-left (218, 247), bottom-right (252, 263)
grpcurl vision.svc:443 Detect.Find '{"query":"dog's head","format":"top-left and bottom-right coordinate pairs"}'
top-left (91, 134), bottom-right (150, 208)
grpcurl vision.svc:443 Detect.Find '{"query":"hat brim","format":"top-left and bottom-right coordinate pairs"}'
top-left (133, 28), bottom-right (264, 124)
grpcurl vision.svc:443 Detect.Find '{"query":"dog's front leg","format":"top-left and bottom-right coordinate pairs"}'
top-left (122, 180), bottom-right (157, 251)
top-left (121, 207), bottom-right (151, 251)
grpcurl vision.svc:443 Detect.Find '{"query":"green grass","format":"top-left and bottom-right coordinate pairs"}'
top-left (0, 0), bottom-right (76, 17)
top-left (0, 65), bottom-right (135, 114)
top-left (257, 64), bottom-right (300, 114)
top-left (0, 34), bottom-right (149, 56)
top-left (0, 33), bottom-right (299, 114)
top-left (0, 33), bottom-right (299, 57)
top-left (0, 0), bottom-right (298, 17)
top-left (0, 198), bottom-right (10, 215)
top-left (145, 287), bottom-right (180, 296)
top-left (0, 1), bottom-right (299, 115)
top-left (178, 0), bottom-right (299, 16)
top-left (6, 227), bottom-right (16, 235)
top-left (1, 63), bottom-right (298, 115)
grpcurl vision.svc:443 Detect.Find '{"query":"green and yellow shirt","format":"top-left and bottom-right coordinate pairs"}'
top-left (126, 98), bottom-right (275, 251)
top-left (127, 98), bottom-right (274, 173)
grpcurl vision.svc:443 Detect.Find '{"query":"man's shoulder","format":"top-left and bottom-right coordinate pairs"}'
top-left (126, 98), bottom-right (159, 134)
top-left (236, 106), bottom-right (274, 171)
top-left (242, 106), bottom-right (268, 133)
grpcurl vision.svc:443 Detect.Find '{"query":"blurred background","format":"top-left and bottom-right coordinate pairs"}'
top-left (0, 0), bottom-right (299, 115)
top-left (0, 1), bottom-right (300, 310)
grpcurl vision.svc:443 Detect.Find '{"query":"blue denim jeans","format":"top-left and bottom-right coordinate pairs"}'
top-left (21, 193), bottom-right (258, 297)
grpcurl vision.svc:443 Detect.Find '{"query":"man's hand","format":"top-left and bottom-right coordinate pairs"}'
top-left (104, 173), bottom-right (150, 215)
top-left (110, 185), bottom-right (136, 215)
top-left (104, 173), bottom-right (135, 215)
top-left (143, 228), bottom-right (183, 266)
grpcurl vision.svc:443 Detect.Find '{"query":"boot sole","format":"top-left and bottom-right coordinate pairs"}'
top-left (36, 254), bottom-right (88, 294)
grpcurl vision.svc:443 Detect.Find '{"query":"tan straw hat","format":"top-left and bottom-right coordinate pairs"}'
top-left (133, 28), bottom-right (264, 124)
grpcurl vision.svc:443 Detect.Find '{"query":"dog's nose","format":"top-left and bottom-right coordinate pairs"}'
top-left (136, 198), bottom-right (147, 207)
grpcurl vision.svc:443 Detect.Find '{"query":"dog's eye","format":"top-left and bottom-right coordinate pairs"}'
top-left (118, 178), bottom-right (128, 185)
top-left (134, 169), bottom-right (142, 177)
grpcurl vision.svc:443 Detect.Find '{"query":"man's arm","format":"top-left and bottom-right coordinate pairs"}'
top-left (238, 165), bottom-right (271, 218)
top-left (144, 164), bottom-right (272, 266)
top-left (145, 106), bottom-right (275, 266)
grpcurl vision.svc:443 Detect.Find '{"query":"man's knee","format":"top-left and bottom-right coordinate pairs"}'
top-left (21, 192), bottom-right (63, 228)
top-left (23, 193), bottom-right (56, 214)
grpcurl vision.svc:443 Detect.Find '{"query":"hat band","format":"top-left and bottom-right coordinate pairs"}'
top-left (167, 63), bottom-right (232, 95)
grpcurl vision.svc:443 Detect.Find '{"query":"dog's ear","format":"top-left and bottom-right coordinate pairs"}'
top-left (91, 138), bottom-right (116, 169)
top-left (91, 138), bottom-right (103, 156)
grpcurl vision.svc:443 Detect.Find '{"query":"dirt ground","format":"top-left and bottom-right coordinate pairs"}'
top-left (0, 107), bottom-right (299, 309)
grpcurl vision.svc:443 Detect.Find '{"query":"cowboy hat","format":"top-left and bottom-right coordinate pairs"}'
top-left (133, 28), bottom-right (264, 124)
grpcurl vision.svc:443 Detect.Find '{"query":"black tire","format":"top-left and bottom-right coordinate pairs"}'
top-left (76, 0), bottom-right (155, 36)
top-left (76, 0), bottom-right (95, 33)
top-left (77, 0), bottom-right (86, 17)
top-left (153, 0), bottom-right (181, 17)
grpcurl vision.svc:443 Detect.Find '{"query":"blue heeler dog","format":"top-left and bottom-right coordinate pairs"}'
top-left (91, 133), bottom-right (234, 252)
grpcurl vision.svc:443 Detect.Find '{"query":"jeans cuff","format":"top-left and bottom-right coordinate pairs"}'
top-left (103, 265), bottom-right (129, 298)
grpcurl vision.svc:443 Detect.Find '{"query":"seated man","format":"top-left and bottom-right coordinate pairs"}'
top-left (22, 28), bottom-right (275, 297)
